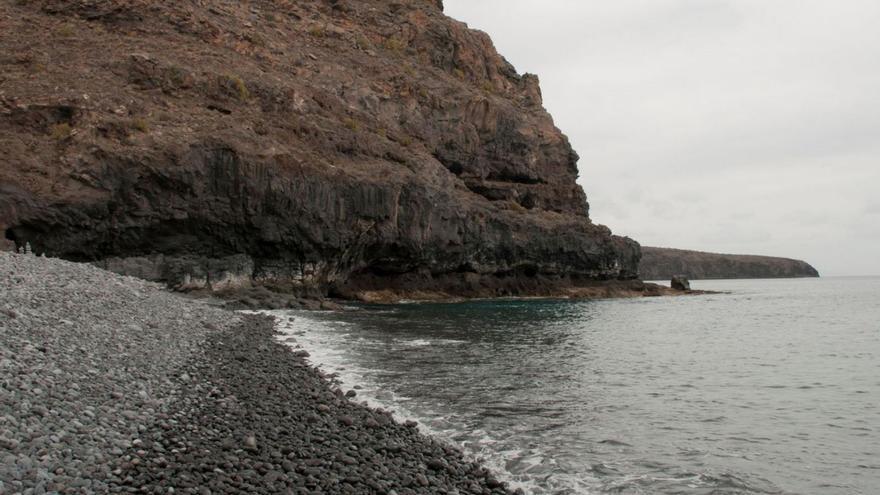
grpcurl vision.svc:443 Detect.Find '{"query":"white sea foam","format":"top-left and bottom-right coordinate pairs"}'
top-left (399, 338), bottom-right (468, 347)
top-left (267, 310), bottom-right (562, 495)
top-left (258, 278), bottom-right (880, 495)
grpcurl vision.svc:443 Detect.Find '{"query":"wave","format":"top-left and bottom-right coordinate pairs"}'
top-left (265, 310), bottom-right (590, 495)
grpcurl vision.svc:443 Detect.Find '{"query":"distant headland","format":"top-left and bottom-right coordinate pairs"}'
top-left (639, 247), bottom-right (820, 280)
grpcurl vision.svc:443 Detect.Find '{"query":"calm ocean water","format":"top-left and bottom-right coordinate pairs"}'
top-left (273, 277), bottom-right (880, 494)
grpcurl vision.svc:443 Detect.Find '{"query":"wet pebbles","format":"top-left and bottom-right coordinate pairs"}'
top-left (0, 253), bottom-right (515, 494)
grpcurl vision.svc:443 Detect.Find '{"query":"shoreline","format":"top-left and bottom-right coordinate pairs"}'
top-left (350, 283), bottom-right (715, 305)
top-left (271, 311), bottom-right (550, 494)
top-left (217, 279), bottom-right (716, 311)
top-left (0, 252), bottom-right (517, 494)
top-left (120, 313), bottom-right (518, 494)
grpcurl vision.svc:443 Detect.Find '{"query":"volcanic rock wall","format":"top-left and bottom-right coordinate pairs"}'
top-left (0, 0), bottom-right (640, 299)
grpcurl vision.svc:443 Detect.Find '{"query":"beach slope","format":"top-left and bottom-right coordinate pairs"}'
top-left (0, 252), bottom-right (514, 494)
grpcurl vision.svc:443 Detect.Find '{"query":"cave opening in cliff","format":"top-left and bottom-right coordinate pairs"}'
top-left (4, 227), bottom-right (17, 248)
top-left (522, 264), bottom-right (539, 278)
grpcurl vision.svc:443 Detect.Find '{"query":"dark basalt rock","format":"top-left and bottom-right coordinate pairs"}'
top-left (108, 313), bottom-right (519, 494)
top-left (670, 275), bottom-right (690, 291)
top-left (0, 0), bottom-right (639, 299)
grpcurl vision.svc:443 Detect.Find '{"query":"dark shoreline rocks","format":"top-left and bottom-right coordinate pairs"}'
top-left (1, 252), bottom-right (516, 494)
top-left (115, 313), bottom-right (516, 495)
top-left (194, 278), bottom-right (707, 312)
top-left (670, 276), bottom-right (690, 291)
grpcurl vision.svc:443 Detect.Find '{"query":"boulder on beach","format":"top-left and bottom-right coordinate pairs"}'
top-left (671, 276), bottom-right (691, 291)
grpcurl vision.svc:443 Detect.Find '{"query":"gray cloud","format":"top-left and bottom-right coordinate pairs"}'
top-left (445, 0), bottom-right (880, 276)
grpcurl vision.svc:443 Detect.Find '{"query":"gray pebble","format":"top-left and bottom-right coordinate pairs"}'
top-left (0, 252), bottom-right (513, 495)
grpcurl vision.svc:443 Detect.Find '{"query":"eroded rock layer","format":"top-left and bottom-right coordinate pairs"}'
top-left (0, 0), bottom-right (639, 298)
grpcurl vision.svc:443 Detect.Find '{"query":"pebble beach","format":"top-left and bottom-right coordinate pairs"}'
top-left (0, 252), bottom-right (514, 495)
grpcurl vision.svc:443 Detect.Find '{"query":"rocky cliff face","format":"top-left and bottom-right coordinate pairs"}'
top-left (0, 0), bottom-right (640, 299)
top-left (639, 247), bottom-right (819, 280)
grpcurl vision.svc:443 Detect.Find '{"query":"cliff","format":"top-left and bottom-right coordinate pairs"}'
top-left (0, 0), bottom-right (641, 301)
top-left (639, 247), bottom-right (820, 280)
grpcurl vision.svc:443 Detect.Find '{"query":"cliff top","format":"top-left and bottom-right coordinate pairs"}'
top-left (1, 0), bottom-right (585, 215)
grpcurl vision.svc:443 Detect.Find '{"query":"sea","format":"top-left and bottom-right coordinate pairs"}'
top-left (271, 277), bottom-right (880, 494)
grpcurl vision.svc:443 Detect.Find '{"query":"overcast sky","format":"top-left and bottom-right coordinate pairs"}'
top-left (444, 1), bottom-right (880, 276)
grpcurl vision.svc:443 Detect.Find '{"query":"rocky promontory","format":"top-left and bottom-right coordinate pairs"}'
top-left (0, 0), bottom-right (640, 302)
top-left (639, 247), bottom-right (820, 280)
